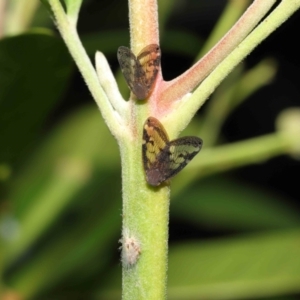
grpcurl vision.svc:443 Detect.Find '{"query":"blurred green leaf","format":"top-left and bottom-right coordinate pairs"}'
top-left (172, 176), bottom-right (300, 230)
top-left (31, 3), bottom-right (53, 28)
top-left (0, 32), bottom-right (73, 166)
top-left (4, 106), bottom-right (119, 265)
top-left (40, 0), bottom-right (52, 13)
top-left (7, 181), bottom-right (121, 299)
top-left (168, 230), bottom-right (300, 299)
top-left (96, 230), bottom-right (300, 300)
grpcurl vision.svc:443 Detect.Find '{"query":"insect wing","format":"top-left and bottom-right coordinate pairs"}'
top-left (161, 136), bottom-right (203, 181)
top-left (136, 44), bottom-right (161, 98)
top-left (117, 44), bottom-right (160, 99)
top-left (142, 117), bottom-right (169, 186)
top-left (142, 117), bottom-right (202, 186)
top-left (117, 46), bottom-right (140, 96)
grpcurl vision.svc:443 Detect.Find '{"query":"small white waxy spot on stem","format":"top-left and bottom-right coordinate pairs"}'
top-left (120, 229), bottom-right (141, 268)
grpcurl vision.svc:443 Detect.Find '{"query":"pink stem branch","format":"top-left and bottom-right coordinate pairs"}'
top-left (158, 0), bottom-right (276, 108)
top-left (128, 0), bottom-right (162, 131)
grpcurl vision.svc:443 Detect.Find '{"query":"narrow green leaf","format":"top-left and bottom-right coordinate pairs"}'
top-left (64, 0), bottom-right (83, 22)
top-left (95, 230), bottom-right (300, 300)
top-left (172, 177), bottom-right (300, 230)
top-left (4, 106), bottom-right (119, 264)
top-left (168, 230), bottom-right (300, 299)
top-left (8, 189), bottom-right (121, 299)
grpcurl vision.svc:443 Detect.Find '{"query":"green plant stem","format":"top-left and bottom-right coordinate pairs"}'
top-left (122, 1), bottom-right (169, 299)
top-left (49, 0), bottom-right (169, 298)
top-left (200, 59), bottom-right (277, 146)
top-left (160, 0), bottom-right (276, 107)
top-left (120, 138), bottom-right (169, 300)
top-left (172, 131), bottom-right (294, 195)
top-left (197, 0), bottom-right (251, 60)
top-left (195, 133), bottom-right (292, 175)
top-left (168, 0), bottom-right (300, 137)
top-left (48, 0), bottom-right (125, 138)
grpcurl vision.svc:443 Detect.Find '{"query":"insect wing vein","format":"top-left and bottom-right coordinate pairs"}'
top-left (117, 44), bottom-right (160, 99)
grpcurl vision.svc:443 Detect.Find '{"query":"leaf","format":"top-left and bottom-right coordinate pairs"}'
top-left (4, 106), bottom-right (119, 264)
top-left (168, 230), bottom-right (300, 299)
top-left (172, 176), bottom-right (300, 230)
top-left (0, 32), bottom-right (73, 166)
top-left (94, 230), bottom-right (300, 300)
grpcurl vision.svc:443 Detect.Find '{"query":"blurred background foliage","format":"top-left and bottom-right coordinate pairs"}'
top-left (0, 0), bottom-right (300, 299)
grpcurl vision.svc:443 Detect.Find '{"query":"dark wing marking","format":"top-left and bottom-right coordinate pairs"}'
top-left (117, 44), bottom-right (160, 99)
top-left (142, 117), bottom-right (203, 186)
